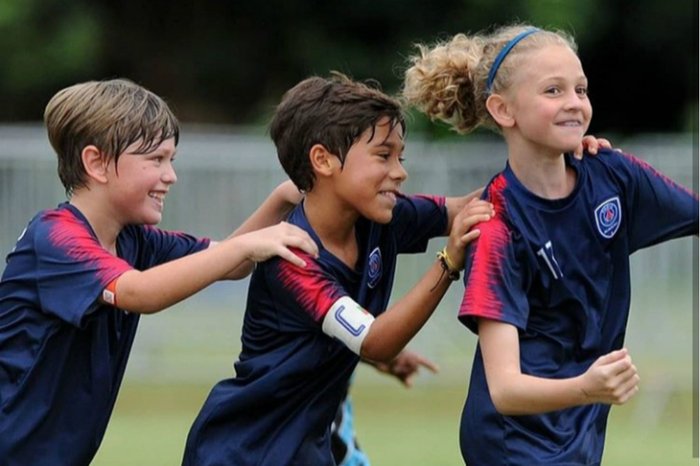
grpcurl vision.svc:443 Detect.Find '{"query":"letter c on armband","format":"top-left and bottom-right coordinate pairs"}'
top-left (321, 296), bottom-right (375, 355)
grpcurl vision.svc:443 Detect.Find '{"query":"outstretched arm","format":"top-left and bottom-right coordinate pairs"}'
top-left (478, 318), bottom-right (639, 415)
top-left (108, 221), bottom-right (318, 314)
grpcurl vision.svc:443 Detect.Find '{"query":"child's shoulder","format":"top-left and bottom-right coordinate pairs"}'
top-left (581, 148), bottom-right (637, 169)
top-left (26, 204), bottom-right (83, 237)
top-left (578, 148), bottom-right (651, 182)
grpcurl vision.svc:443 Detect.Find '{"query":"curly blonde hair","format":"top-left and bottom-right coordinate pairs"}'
top-left (402, 24), bottom-right (577, 134)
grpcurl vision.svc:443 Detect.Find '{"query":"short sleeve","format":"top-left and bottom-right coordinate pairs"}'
top-left (263, 252), bottom-right (347, 329)
top-left (612, 152), bottom-right (698, 251)
top-left (135, 225), bottom-right (210, 268)
top-left (391, 194), bottom-right (447, 253)
top-left (458, 215), bottom-right (530, 334)
top-left (34, 212), bottom-right (133, 327)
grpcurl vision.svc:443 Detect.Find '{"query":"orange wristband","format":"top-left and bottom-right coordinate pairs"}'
top-left (102, 279), bottom-right (118, 306)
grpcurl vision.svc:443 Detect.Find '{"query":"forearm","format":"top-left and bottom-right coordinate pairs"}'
top-left (360, 260), bottom-right (453, 362)
top-left (115, 239), bottom-right (252, 313)
top-left (208, 242), bottom-right (255, 279)
top-left (489, 371), bottom-right (588, 415)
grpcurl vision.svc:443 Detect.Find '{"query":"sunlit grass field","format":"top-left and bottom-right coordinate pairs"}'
top-left (92, 380), bottom-right (697, 466)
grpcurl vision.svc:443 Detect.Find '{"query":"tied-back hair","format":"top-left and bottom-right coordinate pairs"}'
top-left (270, 72), bottom-right (405, 192)
top-left (402, 24), bottom-right (577, 134)
top-left (44, 78), bottom-right (179, 197)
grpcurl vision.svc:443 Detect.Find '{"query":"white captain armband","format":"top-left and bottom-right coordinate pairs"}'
top-left (321, 296), bottom-right (375, 355)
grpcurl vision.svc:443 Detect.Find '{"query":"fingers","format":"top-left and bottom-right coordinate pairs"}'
top-left (607, 363), bottom-right (640, 405)
top-left (597, 138), bottom-right (612, 149)
top-left (595, 348), bottom-right (628, 366)
top-left (278, 222), bottom-right (319, 258)
top-left (276, 247), bottom-right (308, 268)
top-left (614, 370), bottom-right (640, 404)
top-left (244, 222), bottom-right (319, 266)
top-left (579, 135), bottom-right (598, 156)
top-left (286, 235), bottom-right (319, 259)
top-left (578, 135), bottom-right (612, 158)
top-left (453, 200), bottom-right (494, 234)
top-left (415, 355), bottom-right (439, 374)
top-left (389, 351), bottom-right (439, 388)
top-left (459, 229), bottom-right (481, 246)
top-left (606, 354), bottom-right (635, 377)
top-left (402, 373), bottom-right (415, 388)
top-left (587, 348), bottom-right (640, 405)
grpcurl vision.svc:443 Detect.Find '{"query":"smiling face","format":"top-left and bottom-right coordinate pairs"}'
top-left (106, 137), bottom-right (178, 225)
top-left (333, 117), bottom-right (407, 224)
top-left (506, 44), bottom-right (592, 155)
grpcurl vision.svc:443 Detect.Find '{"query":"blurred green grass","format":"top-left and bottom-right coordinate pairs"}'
top-left (92, 380), bottom-right (697, 466)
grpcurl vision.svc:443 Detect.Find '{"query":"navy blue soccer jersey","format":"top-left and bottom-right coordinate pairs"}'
top-left (458, 150), bottom-right (698, 466)
top-left (183, 193), bottom-right (447, 466)
top-left (0, 203), bottom-right (208, 466)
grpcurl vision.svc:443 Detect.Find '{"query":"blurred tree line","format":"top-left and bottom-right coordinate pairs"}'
top-left (0, 0), bottom-right (696, 136)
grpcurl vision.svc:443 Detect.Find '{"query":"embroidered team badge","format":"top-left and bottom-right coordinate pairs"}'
top-left (594, 196), bottom-right (622, 239)
top-left (367, 247), bottom-right (382, 289)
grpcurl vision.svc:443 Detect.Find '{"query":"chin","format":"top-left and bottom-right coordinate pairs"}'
top-left (365, 209), bottom-right (394, 224)
top-left (141, 213), bottom-right (163, 225)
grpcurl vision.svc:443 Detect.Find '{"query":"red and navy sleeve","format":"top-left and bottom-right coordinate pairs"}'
top-left (264, 251), bottom-right (347, 329)
top-left (457, 174), bottom-right (530, 334)
top-left (34, 210), bottom-right (133, 327)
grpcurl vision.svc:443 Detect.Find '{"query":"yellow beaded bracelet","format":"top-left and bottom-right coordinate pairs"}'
top-left (436, 247), bottom-right (460, 281)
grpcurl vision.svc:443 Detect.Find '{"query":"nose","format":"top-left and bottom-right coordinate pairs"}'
top-left (162, 162), bottom-right (177, 184)
top-left (563, 89), bottom-right (584, 111)
top-left (390, 157), bottom-right (408, 182)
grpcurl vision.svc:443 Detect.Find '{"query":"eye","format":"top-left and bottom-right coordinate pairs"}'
top-left (398, 156), bottom-right (406, 164)
top-left (576, 86), bottom-right (588, 96)
top-left (544, 87), bottom-right (561, 95)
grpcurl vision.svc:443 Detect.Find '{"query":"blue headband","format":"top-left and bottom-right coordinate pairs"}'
top-left (486, 28), bottom-right (540, 93)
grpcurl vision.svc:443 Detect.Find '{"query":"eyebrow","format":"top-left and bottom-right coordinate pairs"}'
top-left (376, 140), bottom-right (405, 152)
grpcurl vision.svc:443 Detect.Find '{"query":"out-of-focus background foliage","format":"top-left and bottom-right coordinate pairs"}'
top-left (0, 0), bottom-right (697, 134)
top-left (0, 1), bottom-right (697, 465)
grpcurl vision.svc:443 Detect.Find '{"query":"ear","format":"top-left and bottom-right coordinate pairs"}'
top-left (308, 144), bottom-right (337, 177)
top-left (485, 93), bottom-right (515, 128)
top-left (81, 145), bottom-right (109, 184)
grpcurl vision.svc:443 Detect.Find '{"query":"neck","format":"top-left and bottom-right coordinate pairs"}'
top-left (69, 192), bottom-right (122, 255)
top-left (507, 147), bottom-right (576, 199)
top-left (303, 191), bottom-right (359, 268)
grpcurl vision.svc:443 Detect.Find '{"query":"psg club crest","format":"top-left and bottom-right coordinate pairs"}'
top-left (594, 196), bottom-right (622, 239)
top-left (367, 247), bottom-right (382, 289)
